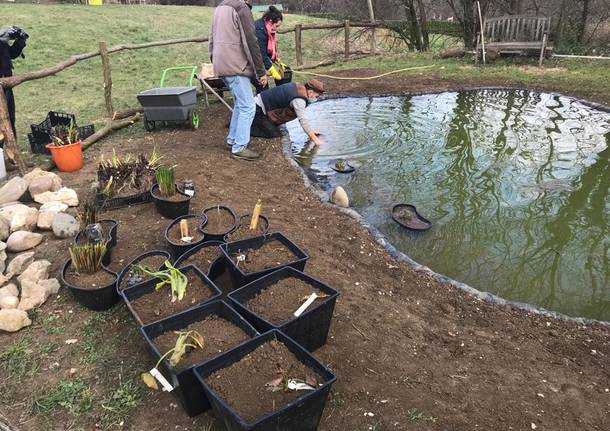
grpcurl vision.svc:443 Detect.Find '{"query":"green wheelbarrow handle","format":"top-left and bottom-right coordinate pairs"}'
top-left (160, 65), bottom-right (198, 87)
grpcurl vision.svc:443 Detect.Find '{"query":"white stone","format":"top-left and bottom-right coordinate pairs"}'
top-left (33, 187), bottom-right (79, 207)
top-left (0, 177), bottom-right (28, 205)
top-left (52, 213), bottom-right (80, 239)
top-left (6, 231), bottom-right (43, 252)
top-left (9, 206), bottom-right (39, 233)
top-left (0, 217), bottom-right (8, 241)
top-left (0, 250), bottom-right (6, 274)
top-left (330, 186), bottom-right (350, 208)
top-left (18, 260), bottom-right (51, 285)
top-left (0, 273), bottom-right (9, 287)
top-left (0, 296), bottom-right (19, 309)
top-left (6, 251), bottom-right (35, 276)
top-left (23, 168), bottom-right (62, 188)
top-left (0, 309), bottom-right (32, 332)
top-left (39, 278), bottom-right (61, 295)
top-left (0, 283), bottom-right (18, 298)
top-left (37, 202), bottom-right (69, 230)
top-left (18, 279), bottom-right (48, 311)
top-left (26, 170), bottom-right (62, 196)
top-left (0, 203), bottom-right (30, 225)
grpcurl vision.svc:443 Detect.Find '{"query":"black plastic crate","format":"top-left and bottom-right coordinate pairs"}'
top-left (140, 300), bottom-right (260, 417)
top-left (220, 232), bottom-right (309, 289)
top-left (165, 214), bottom-right (207, 260)
top-left (228, 267), bottom-right (339, 352)
top-left (194, 330), bottom-right (336, 431)
top-left (121, 264), bottom-right (222, 325)
top-left (95, 189), bottom-right (153, 211)
top-left (31, 111), bottom-right (75, 135)
top-left (28, 109), bottom-right (94, 155)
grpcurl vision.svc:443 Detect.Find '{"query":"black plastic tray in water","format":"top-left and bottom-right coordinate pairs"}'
top-left (228, 267), bottom-right (339, 352)
top-left (174, 240), bottom-right (225, 277)
top-left (165, 214), bottom-right (207, 260)
top-left (61, 258), bottom-right (119, 311)
top-left (151, 184), bottom-right (192, 219)
top-left (121, 264), bottom-right (222, 325)
top-left (329, 159), bottom-right (355, 174)
top-left (391, 204), bottom-right (432, 231)
top-left (220, 232), bottom-right (309, 289)
top-left (200, 205), bottom-right (237, 241)
top-left (194, 329), bottom-right (336, 431)
top-left (116, 250), bottom-right (171, 293)
top-left (140, 300), bottom-right (260, 417)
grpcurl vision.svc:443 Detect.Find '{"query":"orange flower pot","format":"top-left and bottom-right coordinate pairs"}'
top-left (46, 141), bottom-right (83, 172)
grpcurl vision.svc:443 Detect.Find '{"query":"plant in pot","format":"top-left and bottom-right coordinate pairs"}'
top-left (151, 165), bottom-right (191, 219)
top-left (61, 242), bottom-right (119, 311)
top-left (165, 214), bottom-right (207, 260)
top-left (46, 120), bottom-right (83, 172)
top-left (74, 198), bottom-right (118, 250)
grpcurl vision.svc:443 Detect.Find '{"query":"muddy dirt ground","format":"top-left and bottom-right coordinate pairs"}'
top-left (1, 72), bottom-right (609, 431)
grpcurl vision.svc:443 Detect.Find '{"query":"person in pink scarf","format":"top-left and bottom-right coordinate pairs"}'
top-left (253, 6), bottom-right (289, 93)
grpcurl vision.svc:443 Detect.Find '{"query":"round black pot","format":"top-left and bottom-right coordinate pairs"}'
top-left (174, 240), bottom-right (224, 276)
top-left (165, 214), bottom-right (207, 260)
top-left (151, 184), bottom-right (192, 219)
top-left (61, 258), bottom-right (119, 311)
top-left (223, 214), bottom-right (270, 242)
top-left (116, 250), bottom-right (172, 293)
top-left (74, 219), bottom-right (118, 248)
top-left (199, 205), bottom-right (237, 241)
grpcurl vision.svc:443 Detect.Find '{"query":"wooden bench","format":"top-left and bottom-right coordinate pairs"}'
top-left (476, 15), bottom-right (552, 66)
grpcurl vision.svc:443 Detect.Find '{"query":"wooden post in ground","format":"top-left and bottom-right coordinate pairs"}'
top-left (367, 0), bottom-right (376, 54)
top-left (0, 87), bottom-right (26, 175)
top-left (99, 41), bottom-right (114, 118)
top-left (295, 24), bottom-right (303, 67)
top-left (344, 20), bottom-right (350, 59)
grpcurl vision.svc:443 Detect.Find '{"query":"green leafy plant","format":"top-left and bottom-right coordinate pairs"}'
top-left (50, 120), bottom-right (80, 146)
top-left (137, 260), bottom-right (187, 302)
top-left (69, 242), bottom-right (107, 274)
top-left (335, 159), bottom-right (346, 170)
top-left (155, 165), bottom-right (176, 198)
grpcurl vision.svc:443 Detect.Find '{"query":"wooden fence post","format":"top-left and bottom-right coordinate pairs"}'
top-left (295, 24), bottom-right (303, 67)
top-left (99, 41), bottom-right (114, 119)
top-left (344, 20), bottom-right (350, 59)
top-left (0, 87), bottom-right (26, 175)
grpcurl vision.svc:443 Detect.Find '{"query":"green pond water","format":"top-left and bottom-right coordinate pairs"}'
top-left (287, 90), bottom-right (610, 321)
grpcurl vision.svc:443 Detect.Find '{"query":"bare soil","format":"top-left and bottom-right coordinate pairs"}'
top-left (118, 254), bottom-right (168, 291)
top-left (203, 207), bottom-right (236, 235)
top-left (225, 215), bottom-right (269, 242)
top-left (231, 240), bottom-right (297, 273)
top-left (205, 339), bottom-right (323, 423)
top-left (245, 277), bottom-right (326, 325)
top-left (64, 268), bottom-right (117, 289)
top-left (167, 217), bottom-right (204, 244)
top-left (180, 244), bottom-right (223, 273)
top-left (153, 315), bottom-right (250, 371)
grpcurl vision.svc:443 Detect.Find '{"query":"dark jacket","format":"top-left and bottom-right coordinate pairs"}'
top-left (260, 82), bottom-right (308, 124)
top-left (255, 18), bottom-right (274, 70)
top-left (0, 39), bottom-right (25, 78)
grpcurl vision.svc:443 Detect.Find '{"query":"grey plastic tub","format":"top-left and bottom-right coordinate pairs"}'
top-left (137, 86), bottom-right (197, 122)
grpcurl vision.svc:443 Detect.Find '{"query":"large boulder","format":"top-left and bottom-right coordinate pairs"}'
top-left (6, 231), bottom-right (43, 252)
top-left (0, 284), bottom-right (18, 298)
top-left (37, 201), bottom-right (69, 230)
top-left (9, 206), bottom-right (39, 233)
top-left (33, 187), bottom-right (79, 207)
top-left (0, 217), bottom-right (8, 241)
top-left (52, 213), bottom-right (80, 239)
top-left (0, 203), bottom-right (30, 225)
top-left (6, 251), bottom-right (35, 276)
top-left (0, 295), bottom-right (19, 310)
top-left (0, 177), bottom-right (28, 205)
top-left (330, 186), bottom-right (349, 208)
top-left (18, 260), bottom-right (51, 284)
top-left (18, 277), bottom-right (60, 311)
top-left (0, 309), bottom-right (31, 332)
top-left (23, 168), bottom-right (62, 194)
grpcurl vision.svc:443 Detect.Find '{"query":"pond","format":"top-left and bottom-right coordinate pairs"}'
top-left (287, 90), bottom-right (610, 321)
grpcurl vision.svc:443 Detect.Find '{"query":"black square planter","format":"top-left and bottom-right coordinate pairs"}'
top-left (194, 330), bottom-right (336, 431)
top-left (220, 232), bottom-right (308, 289)
top-left (228, 267), bottom-right (339, 352)
top-left (140, 300), bottom-right (259, 417)
top-left (121, 265), bottom-right (222, 325)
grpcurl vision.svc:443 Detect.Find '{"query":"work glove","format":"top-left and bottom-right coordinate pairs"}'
top-left (267, 65), bottom-right (282, 81)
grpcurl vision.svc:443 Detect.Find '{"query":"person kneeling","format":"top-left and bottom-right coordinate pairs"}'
top-left (251, 79), bottom-right (325, 146)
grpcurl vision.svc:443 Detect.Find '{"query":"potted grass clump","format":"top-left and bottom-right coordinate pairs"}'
top-left (116, 250), bottom-right (171, 291)
top-left (151, 165), bottom-right (191, 219)
top-left (61, 242), bottom-right (119, 311)
top-left (122, 262), bottom-right (221, 325)
top-left (200, 205), bottom-right (237, 241)
top-left (46, 120), bottom-right (83, 172)
top-left (165, 214), bottom-right (207, 260)
top-left (194, 329), bottom-right (336, 431)
top-left (140, 301), bottom-right (259, 417)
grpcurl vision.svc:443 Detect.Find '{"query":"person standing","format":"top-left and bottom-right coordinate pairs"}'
top-left (209, 0), bottom-right (267, 161)
top-left (253, 5), bottom-right (287, 94)
top-left (0, 26), bottom-right (27, 148)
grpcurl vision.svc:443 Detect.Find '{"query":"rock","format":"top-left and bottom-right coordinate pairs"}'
top-left (9, 206), bottom-right (39, 233)
top-left (24, 168), bottom-right (62, 194)
top-left (0, 273), bottom-right (9, 287)
top-left (39, 278), bottom-right (61, 295)
top-left (18, 277), bottom-right (60, 311)
top-left (37, 202), bottom-right (69, 230)
top-left (0, 201), bottom-right (21, 209)
top-left (18, 260), bottom-right (51, 284)
top-left (6, 231), bottom-right (43, 252)
top-left (0, 241), bottom-right (5, 273)
top-left (52, 213), bottom-right (80, 239)
top-left (0, 296), bottom-right (19, 309)
top-left (0, 177), bottom-right (28, 205)
top-left (33, 187), bottom-right (79, 207)
top-left (0, 203), bottom-right (30, 225)
top-left (0, 283), bottom-right (18, 298)
top-left (0, 309), bottom-right (31, 332)
top-left (0, 217), bottom-right (8, 241)
top-left (6, 251), bottom-right (35, 275)
top-left (330, 186), bottom-right (349, 208)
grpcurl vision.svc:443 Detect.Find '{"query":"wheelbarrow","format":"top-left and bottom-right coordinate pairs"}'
top-left (137, 66), bottom-right (201, 132)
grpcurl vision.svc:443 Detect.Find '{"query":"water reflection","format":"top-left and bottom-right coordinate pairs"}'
top-left (287, 91), bottom-right (610, 320)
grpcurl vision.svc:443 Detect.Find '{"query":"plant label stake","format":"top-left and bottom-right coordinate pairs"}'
top-left (182, 180), bottom-right (195, 197)
top-left (250, 199), bottom-right (262, 230)
top-left (236, 253), bottom-right (246, 268)
top-left (149, 367), bottom-right (174, 392)
top-left (179, 219), bottom-right (192, 243)
top-left (294, 293), bottom-right (318, 317)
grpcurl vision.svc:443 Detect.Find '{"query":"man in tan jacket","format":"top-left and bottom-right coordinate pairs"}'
top-left (210, 0), bottom-right (267, 161)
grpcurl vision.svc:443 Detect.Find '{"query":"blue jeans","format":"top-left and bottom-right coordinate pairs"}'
top-left (222, 75), bottom-right (255, 153)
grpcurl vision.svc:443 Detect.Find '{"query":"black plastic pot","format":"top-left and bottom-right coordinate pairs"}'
top-left (74, 219), bottom-right (118, 248)
top-left (174, 240), bottom-right (224, 276)
top-left (194, 330), bottom-right (336, 431)
top-left (220, 232), bottom-right (309, 289)
top-left (165, 214), bottom-right (207, 260)
top-left (121, 264), bottom-right (222, 325)
top-left (223, 214), bottom-right (270, 242)
top-left (140, 300), bottom-right (260, 417)
top-left (116, 250), bottom-right (171, 293)
top-left (151, 184), bottom-right (192, 219)
top-left (200, 205), bottom-right (237, 241)
top-left (60, 258), bottom-right (119, 311)
top-left (228, 267), bottom-right (339, 352)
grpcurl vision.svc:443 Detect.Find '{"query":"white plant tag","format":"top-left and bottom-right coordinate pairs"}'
top-left (294, 293), bottom-right (318, 317)
top-left (184, 190), bottom-right (194, 197)
top-left (287, 379), bottom-right (315, 391)
top-left (180, 236), bottom-right (193, 243)
top-left (150, 367), bottom-right (174, 392)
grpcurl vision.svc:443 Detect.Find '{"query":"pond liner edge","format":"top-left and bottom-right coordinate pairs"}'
top-left (279, 104), bottom-right (610, 327)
